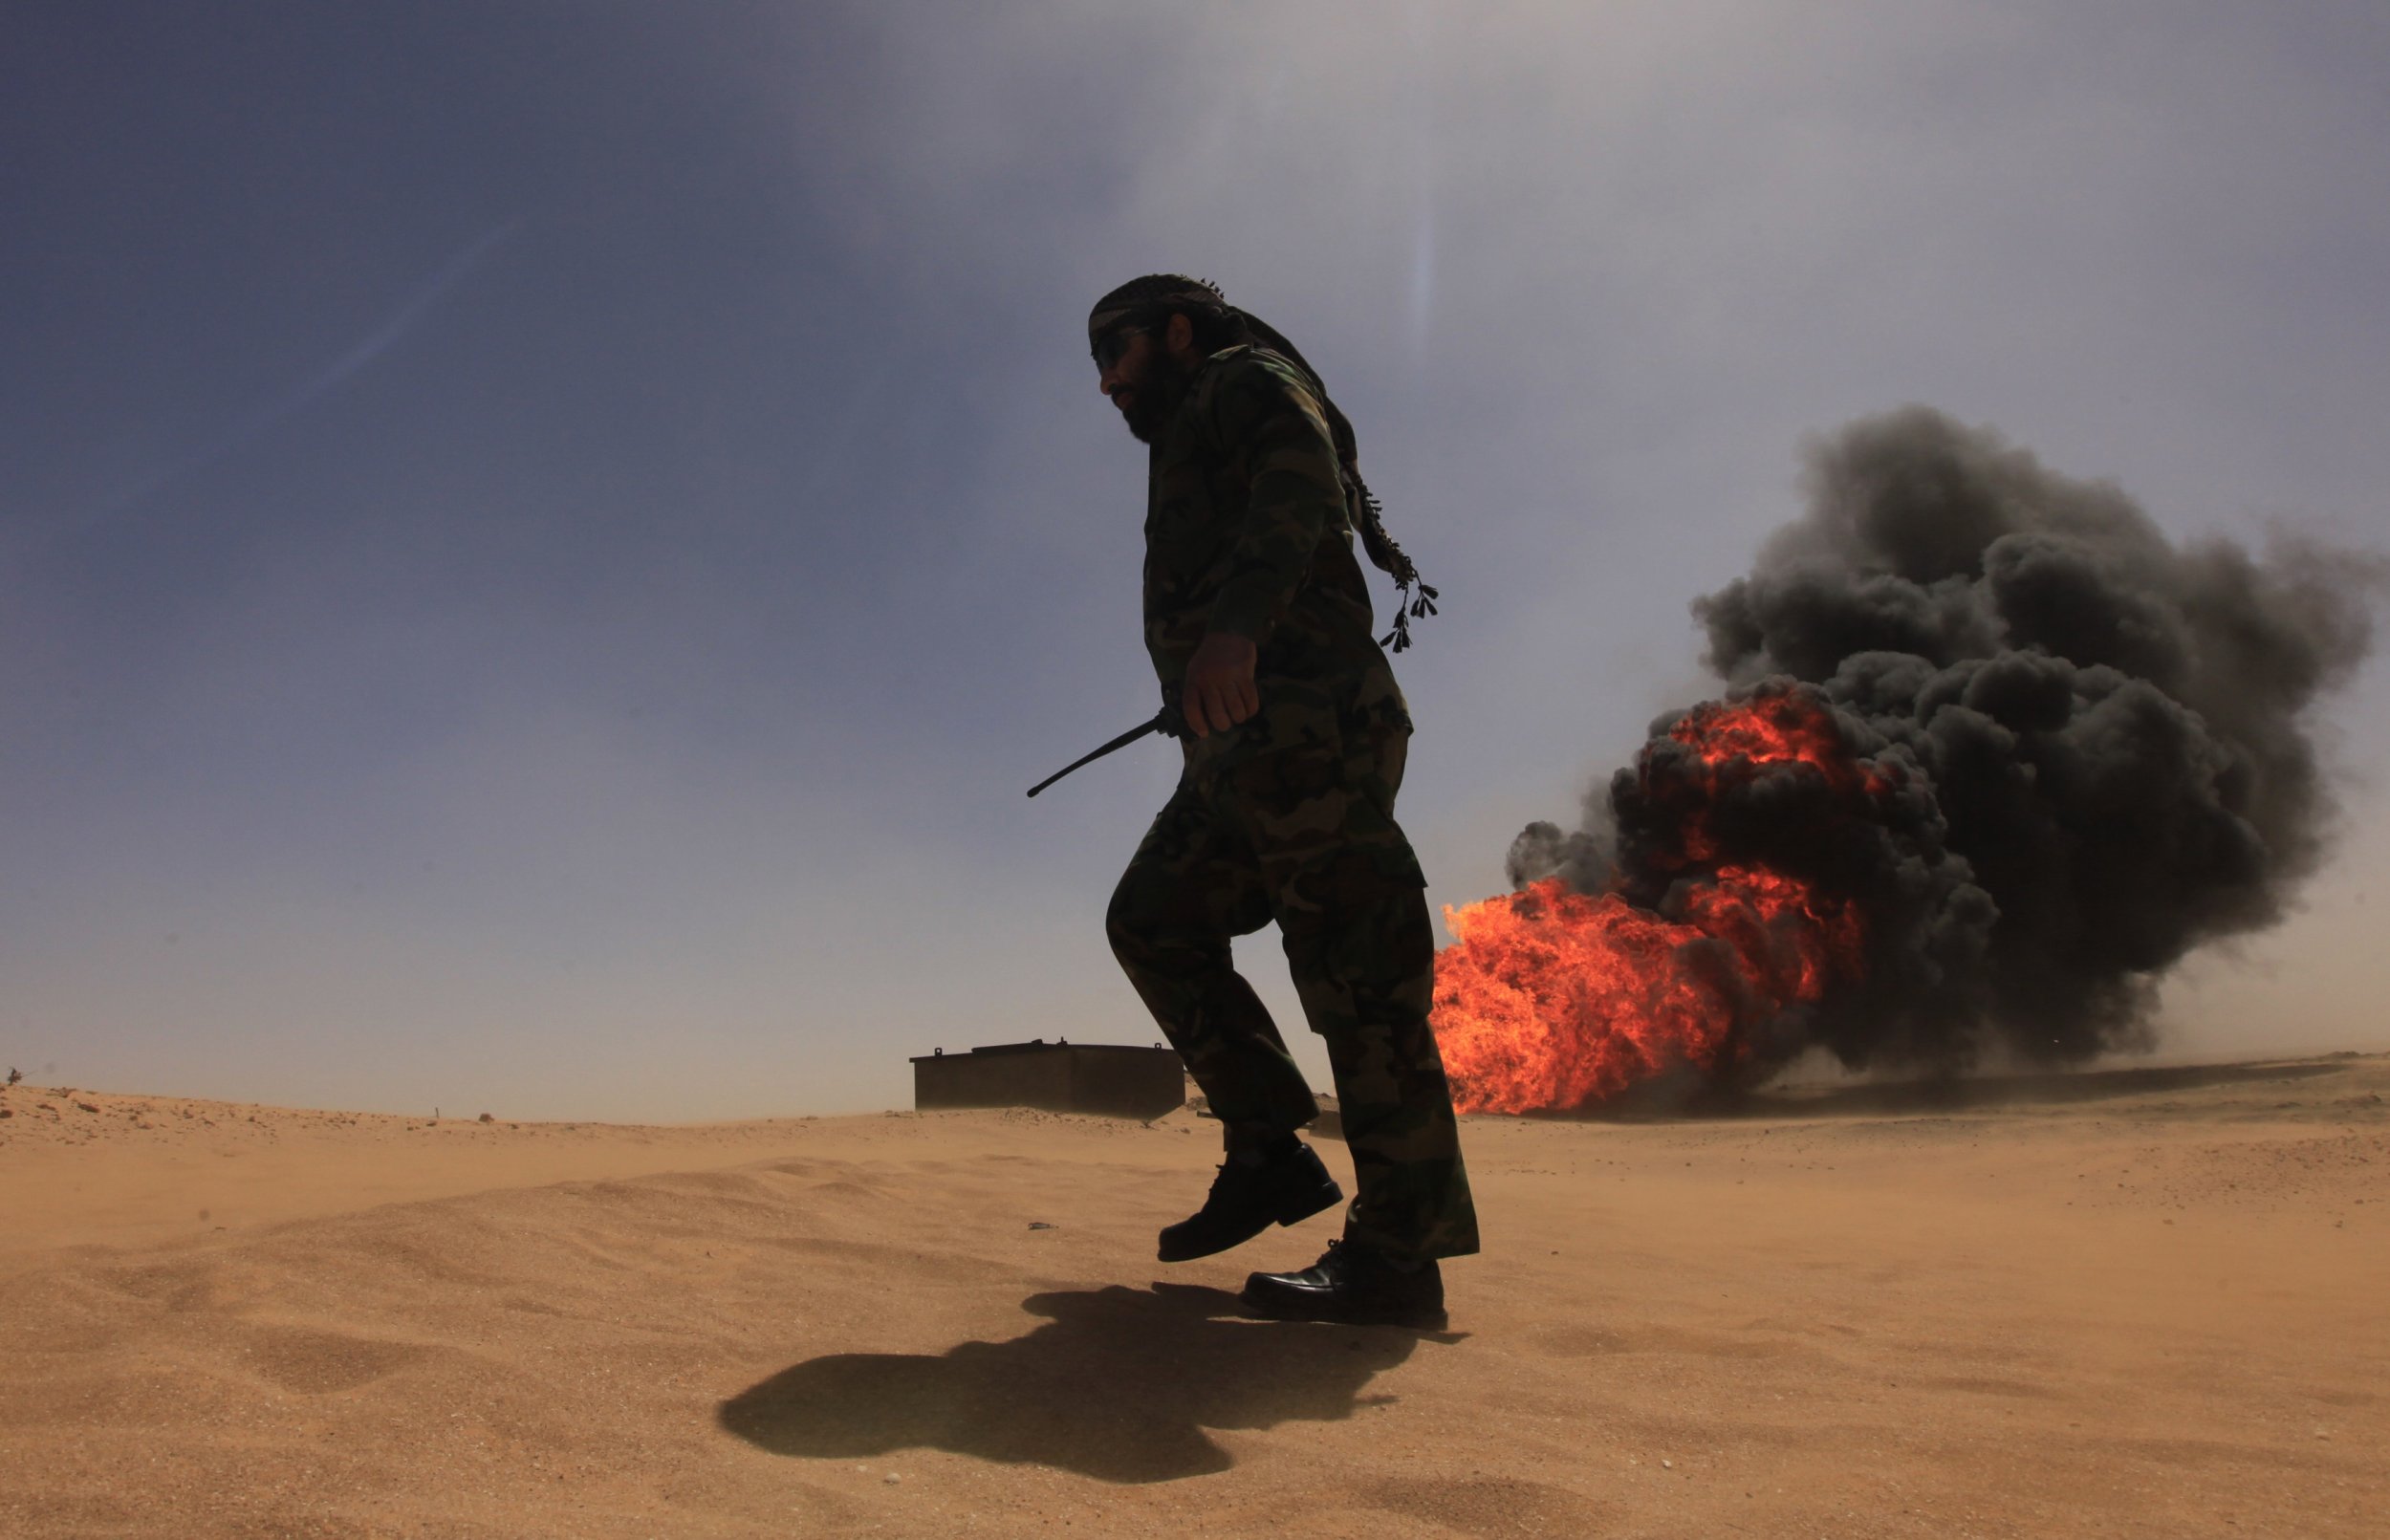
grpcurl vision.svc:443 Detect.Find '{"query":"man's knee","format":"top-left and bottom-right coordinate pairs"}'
top-left (1107, 855), bottom-right (1228, 976)
top-left (1105, 862), bottom-right (1161, 967)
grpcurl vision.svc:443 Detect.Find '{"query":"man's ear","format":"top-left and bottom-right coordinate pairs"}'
top-left (1166, 312), bottom-right (1196, 358)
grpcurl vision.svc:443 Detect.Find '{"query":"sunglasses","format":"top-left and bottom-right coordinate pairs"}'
top-left (1092, 326), bottom-right (1149, 373)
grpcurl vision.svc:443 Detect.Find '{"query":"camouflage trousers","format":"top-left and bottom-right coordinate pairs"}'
top-left (1105, 719), bottom-right (1480, 1262)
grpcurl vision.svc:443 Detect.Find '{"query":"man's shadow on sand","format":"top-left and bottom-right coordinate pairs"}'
top-left (717, 1283), bottom-right (1457, 1483)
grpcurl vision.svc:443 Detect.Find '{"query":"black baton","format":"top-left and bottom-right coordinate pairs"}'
top-left (1027, 706), bottom-right (1180, 797)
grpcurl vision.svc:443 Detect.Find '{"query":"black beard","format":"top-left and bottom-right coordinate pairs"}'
top-left (1119, 349), bottom-right (1192, 444)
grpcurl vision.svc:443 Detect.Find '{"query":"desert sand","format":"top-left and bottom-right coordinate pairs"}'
top-left (2, 1055), bottom-right (2383, 1538)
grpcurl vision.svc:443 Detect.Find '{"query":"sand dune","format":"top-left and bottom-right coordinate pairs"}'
top-left (2, 1056), bottom-right (2383, 1537)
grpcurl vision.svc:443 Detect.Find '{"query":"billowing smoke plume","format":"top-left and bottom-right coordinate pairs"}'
top-left (1508, 406), bottom-right (2379, 1077)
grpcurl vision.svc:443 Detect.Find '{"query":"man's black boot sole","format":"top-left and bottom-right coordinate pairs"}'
top-left (1238, 1247), bottom-right (1448, 1329)
top-left (1156, 1164), bottom-right (1343, 1264)
top-left (1236, 1279), bottom-right (1447, 1330)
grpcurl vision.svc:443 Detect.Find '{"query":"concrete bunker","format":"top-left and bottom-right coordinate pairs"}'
top-left (910, 1039), bottom-right (1186, 1119)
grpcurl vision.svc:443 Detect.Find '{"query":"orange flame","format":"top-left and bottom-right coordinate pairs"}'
top-left (1667, 693), bottom-right (1870, 787)
top-left (1430, 697), bottom-right (1873, 1115)
top-left (1663, 693), bottom-right (1889, 861)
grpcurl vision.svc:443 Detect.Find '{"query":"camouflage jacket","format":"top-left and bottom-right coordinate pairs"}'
top-left (1143, 344), bottom-right (1409, 770)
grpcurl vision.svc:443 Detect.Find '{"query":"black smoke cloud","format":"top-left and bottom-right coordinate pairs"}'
top-left (1510, 406), bottom-right (2380, 1077)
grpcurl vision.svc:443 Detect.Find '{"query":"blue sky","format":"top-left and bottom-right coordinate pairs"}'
top-left (5, 2), bottom-right (2385, 1118)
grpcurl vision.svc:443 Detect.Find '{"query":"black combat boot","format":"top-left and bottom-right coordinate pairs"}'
top-left (1157, 1135), bottom-right (1342, 1263)
top-left (1239, 1239), bottom-right (1446, 1329)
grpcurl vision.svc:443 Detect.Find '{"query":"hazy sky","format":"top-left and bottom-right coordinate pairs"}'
top-left (6, 2), bottom-right (2385, 1120)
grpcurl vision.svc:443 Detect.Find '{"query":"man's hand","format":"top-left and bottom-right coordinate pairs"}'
top-left (1182, 632), bottom-right (1260, 738)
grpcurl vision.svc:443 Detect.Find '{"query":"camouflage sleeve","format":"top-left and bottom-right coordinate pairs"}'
top-left (1200, 354), bottom-right (1348, 643)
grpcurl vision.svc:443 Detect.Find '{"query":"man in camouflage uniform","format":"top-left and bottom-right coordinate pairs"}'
top-left (1088, 274), bottom-right (1477, 1328)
